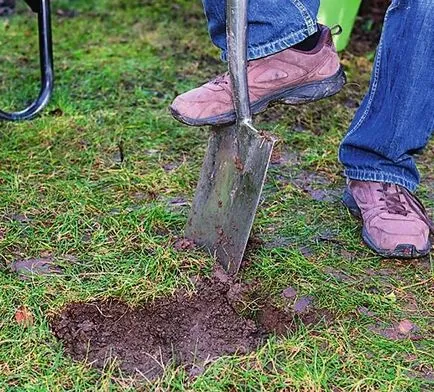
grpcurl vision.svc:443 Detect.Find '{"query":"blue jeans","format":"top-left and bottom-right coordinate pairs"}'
top-left (203, 0), bottom-right (320, 61)
top-left (203, 0), bottom-right (434, 191)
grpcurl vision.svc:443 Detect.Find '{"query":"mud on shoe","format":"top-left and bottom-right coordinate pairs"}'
top-left (170, 25), bottom-right (346, 127)
top-left (343, 180), bottom-right (433, 259)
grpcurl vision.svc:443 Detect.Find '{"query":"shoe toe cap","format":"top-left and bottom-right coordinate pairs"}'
top-left (171, 89), bottom-right (232, 122)
top-left (367, 221), bottom-right (430, 254)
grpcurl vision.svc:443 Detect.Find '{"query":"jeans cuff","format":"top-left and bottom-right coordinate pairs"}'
top-left (344, 169), bottom-right (419, 192)
top-left (220, 25), bottom-right (318, 61)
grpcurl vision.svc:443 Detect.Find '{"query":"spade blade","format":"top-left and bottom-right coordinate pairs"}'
top-left (186, 123), bottom-right (275, 275)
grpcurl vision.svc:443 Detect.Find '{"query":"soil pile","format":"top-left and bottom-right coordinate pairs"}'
top-left (52, 273), bottom-right (260, 379)
top-left (52, 269), bottom-right (332, 379)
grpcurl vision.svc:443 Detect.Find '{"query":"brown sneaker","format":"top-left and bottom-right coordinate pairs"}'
top-left (170, 25), bottom-right (345, 127)
top-left (343, 180), bottom-right (433, 258)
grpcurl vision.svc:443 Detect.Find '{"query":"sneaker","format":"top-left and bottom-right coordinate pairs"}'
top-left (343, 180), bottom-right (433, 258)
top-left (170, 25), bottom-right (346, 127)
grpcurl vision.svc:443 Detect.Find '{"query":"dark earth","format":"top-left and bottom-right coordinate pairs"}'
top-left (51, 268), bottom-right (332, 379)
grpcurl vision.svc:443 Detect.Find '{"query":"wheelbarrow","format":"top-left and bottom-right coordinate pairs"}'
top-left (0, 0), bottom-right (53, 121)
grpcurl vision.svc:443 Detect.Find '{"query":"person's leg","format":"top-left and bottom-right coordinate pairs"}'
top-left (340, 0), bottom-right (434, 258)
top-left (203, 0), bottom-right (320, 61)
top-left (171, 0), bottom-right (345, 126)
top-left (339, 0), bottom-right (434, 191)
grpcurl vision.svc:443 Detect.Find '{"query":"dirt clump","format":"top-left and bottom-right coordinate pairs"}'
top-left (257, 304), bottom-right (297, 336)
top-left (51, 268), bottom-right (333, 379)
top-left (52, 273), bottom-right (260, 379)
top-left (173, 237), bottom-right (196, 251)
top-left (257, 302), bottom-right (333, 336)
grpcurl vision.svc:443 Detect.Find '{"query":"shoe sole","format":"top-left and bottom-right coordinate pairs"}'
top-left (171, 66), bottom-right (347, 127)
top-left (342, 190), bottom-right (431, 259)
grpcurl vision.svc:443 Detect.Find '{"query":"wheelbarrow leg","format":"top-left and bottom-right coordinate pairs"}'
top-left (0, 0), bottom-right (54, 121)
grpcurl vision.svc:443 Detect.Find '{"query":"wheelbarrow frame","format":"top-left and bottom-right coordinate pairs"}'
top-left (0, 0), bottom-right (53, 121)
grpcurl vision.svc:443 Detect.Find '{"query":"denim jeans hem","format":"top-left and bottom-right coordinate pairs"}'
top-left (344, 169), bottom-right (418, 192)
top-left (220, 25), bottom-right (318, 61)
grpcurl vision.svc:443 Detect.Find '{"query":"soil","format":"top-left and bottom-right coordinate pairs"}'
top-left (368, 319), bottom-right (423, 341)
top-left (10, 256), bottom-right (63, 280)
top-left (51, 268), bottom-right (332, 379)
top-left (173, 237), bottom-right (196, 251)
top-left (347, 1), bottom-right (389, 55)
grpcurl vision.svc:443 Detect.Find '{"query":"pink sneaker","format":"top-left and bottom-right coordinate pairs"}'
top-left (170, 25), bottom-right (346, 127)
top-left (343, 180), bottom-right (433, 258)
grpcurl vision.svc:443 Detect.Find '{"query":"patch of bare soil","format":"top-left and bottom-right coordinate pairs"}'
top-left (346, 1), bottom-right (387, 55)
top-left (10, 256), bottom-right (62, 279)
top-left (288, 170), bottom-right (344, 202)
top-left (268, 153), bottom-right (345, 203)
top-left (368, 319), bottom-right (423, 341)
top-left (52, 279), bottom-right (257, 380)
top-left (51, 268), bottom-right (332, 380)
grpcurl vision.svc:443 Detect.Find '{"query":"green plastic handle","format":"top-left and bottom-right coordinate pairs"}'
top-left (318, 0), bottom-right (362, 51)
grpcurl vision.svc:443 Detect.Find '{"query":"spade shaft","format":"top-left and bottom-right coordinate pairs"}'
top-left (227, 0), bottom-right (251, 123)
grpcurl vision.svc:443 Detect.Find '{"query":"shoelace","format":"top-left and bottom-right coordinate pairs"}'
top-left (211, 64), bottom-right (251, 86)
top-left (378, 183), bottom-right (434, 233)
top-left (378, 183), bottom-right (409, 216)
top-left (212, 73), bottom-right (229, 85)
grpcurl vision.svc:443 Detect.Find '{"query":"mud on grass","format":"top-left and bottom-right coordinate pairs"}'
top-left (51, 268), bottom-right (332, 380)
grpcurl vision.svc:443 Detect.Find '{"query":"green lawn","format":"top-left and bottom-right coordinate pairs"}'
top-left (0, 1), bottom-right (433, 391)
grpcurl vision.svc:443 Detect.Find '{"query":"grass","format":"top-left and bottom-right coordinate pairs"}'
top-left (0, 1), bottom-right (433, 391)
